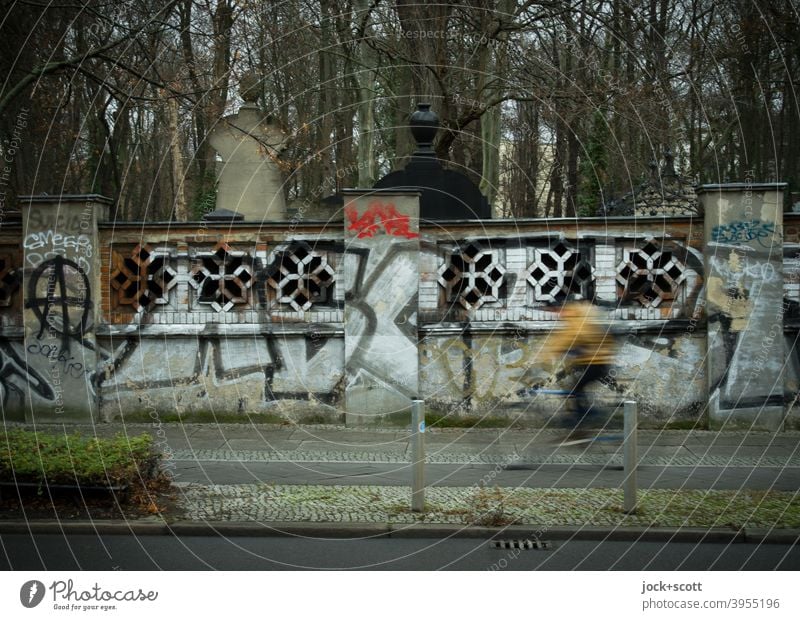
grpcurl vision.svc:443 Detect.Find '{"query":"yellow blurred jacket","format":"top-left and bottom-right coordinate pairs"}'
top-left (541, 302), bottom-right (617, 367)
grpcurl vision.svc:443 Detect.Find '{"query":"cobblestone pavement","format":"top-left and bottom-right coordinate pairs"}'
top-left (175, 483), bottom-right (800, 529)
top-left (36, 422), bottom-right (800, 468)
top-left (170, 448), bottom-right (800, 467)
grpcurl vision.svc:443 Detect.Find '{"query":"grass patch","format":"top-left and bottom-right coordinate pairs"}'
top-left (464, 486), bottom-right (522, 526)
top-left (119, 410), bottom-right (291, 424)
top-left (659, 411), bottom-right (710, 431)
top-left (298, 413), bottom-right (342, 425)
top-left (0, 428), bottom-right (160, 488)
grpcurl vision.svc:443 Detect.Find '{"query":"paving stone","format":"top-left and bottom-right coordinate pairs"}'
top-left (174, 483), bottom-right (800, 528)
top-left (169, 448), bottom-right (800, 467)
top-left (222, 439), bottom-right (304, 450)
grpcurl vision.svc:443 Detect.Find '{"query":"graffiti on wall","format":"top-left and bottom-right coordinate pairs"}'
top-left (0, 340), bottom-right (56, 408)
top-left (2, 226), bottom-right (716, 419)
top-left (711, 220), bottom-right (777, 248)
top-left (343, 197), bottom-right (421, 418)
top-left (23, 230), bottom-right (93, 274)
top-left (345, 201), bottom-right (419, 239)
top-left (26, 256), bottom-right (91, 347)
top-left (427, 237), bottom-right (703, 413)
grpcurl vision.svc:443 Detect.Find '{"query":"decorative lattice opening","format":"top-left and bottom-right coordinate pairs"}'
top-left (110, 244), bottom-right (177, 312)
top-left (616, 240), bottom-right (687, 307)
top-left (437, 241), bottom-right (505, 310)
top-left (0, 254), bottom-right (20, 307)
top-left (265, 242), bottom-right (336, 311)
top-left (526, 240), bottom-right (594, 302)
top-left (189, 242), bottom-right (254, 312)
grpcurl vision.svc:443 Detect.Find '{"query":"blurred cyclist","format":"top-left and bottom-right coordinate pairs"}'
top-left (542, 301), bottom-right (618, 441)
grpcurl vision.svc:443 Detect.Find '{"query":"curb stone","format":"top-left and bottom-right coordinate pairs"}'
top-left (742, 528), bottom-right (800, 544)
top-left (0, 520), bottom-right (796, 543)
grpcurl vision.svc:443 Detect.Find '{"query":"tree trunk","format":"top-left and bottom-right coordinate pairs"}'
top-left (167, 94), bottom-right (188, 220)
top-left (480, 106), bottom-right (501, 209)
top-left (391, 70), bottom-right (414, 171)
top-left (355, 0), bottom-right (378, 187)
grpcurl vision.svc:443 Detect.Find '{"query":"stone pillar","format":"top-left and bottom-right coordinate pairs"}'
top-left (20, 194), bottom-right (109, 422)
top-left (699, 182), bottom-right (787, 430)
top-left (342, 189), bottom-right (421, 426)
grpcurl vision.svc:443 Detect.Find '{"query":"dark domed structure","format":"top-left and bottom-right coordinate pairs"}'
top-left (373, 103), bottom-right (491, 220)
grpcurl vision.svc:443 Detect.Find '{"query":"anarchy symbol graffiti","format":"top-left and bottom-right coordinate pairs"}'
top-left (26, 256), bottom-right (91, 347)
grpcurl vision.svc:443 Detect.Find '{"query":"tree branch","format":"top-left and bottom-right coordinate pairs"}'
top-left (0, 0), bottom-right (178, 116)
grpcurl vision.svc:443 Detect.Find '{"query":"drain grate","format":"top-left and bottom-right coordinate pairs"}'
top-left (491, 538), bottom-right (550, 550)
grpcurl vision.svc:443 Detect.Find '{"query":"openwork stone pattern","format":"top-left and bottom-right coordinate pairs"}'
top-left (616, 240), bottom-right (687, 307)
top-left (0, 253), bottom-right (19, 307)
top-left (110, 244), bottom-right (177, 312)
top-left (265, 242), bottom-right (336, 311)
top-left (526, 241), bottom-right (594, 302)
top-left (190, 242), bottom-right (254, 312)
top-left (438, 242), bottom-right (505, 310)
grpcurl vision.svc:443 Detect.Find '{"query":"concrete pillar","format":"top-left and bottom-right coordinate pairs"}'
top-left (342, 189), bottom-right (420, 425)
top-left (20, 194), bottom-right (109, 422)
top-left (699, 182), bottom-right (787, 430)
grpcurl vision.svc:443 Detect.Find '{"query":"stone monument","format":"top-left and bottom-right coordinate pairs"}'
top-left (208, 72), bottom-right (288, 221)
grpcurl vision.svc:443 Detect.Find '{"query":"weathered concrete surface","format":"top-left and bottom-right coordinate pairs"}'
top-left (209, 105), bottom-right (288, 221)
top-left (17, 195), bottom-right (109, 422)
top-left (97, 332), bottom-right (344, 423)
top-left (343, 190), bottom-right (420, 425)
top-left (700, 183), bottom-right (786, 430)
top-left (419, 328), bottom-right (706, 427)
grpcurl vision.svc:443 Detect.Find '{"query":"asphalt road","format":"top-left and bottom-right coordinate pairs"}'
top-left (1, 534), bottom-right (798, 570)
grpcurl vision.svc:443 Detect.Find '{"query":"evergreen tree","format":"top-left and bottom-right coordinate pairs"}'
top-left (577, 109), bottom-right (610, 216)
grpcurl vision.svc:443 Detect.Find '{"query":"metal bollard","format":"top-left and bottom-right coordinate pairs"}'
top-left (411, 399), bottom-right (426, 512)
top-left (623, 400), bottom-right (638, 514)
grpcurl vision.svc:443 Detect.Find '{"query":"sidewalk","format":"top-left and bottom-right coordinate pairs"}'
top-left (158, 424), bottom-right (800, 468)
top-left (4, 422), bottom-right (798, 535)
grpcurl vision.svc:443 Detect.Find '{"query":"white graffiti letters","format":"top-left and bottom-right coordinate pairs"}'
top-left (24, 230), bottom-right (93, 273)
top-left (710, 255), bottom-right (777, 285)
top-left (24, 230), bottom-right (93, 253)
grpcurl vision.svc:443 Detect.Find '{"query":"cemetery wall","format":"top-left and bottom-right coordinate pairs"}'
top-left (2, 202), bottom-right (798, 429)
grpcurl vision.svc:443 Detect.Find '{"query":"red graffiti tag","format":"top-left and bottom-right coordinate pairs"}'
top-left (345, 201), bottom-right (419, 239)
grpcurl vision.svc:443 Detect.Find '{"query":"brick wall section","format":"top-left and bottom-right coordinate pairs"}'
top-left (98, 222), bottom-right (344, 324)
top-left (93, 217), bottom-right (708, 325)
top-left (0, 215), bottom-right (717, 330)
